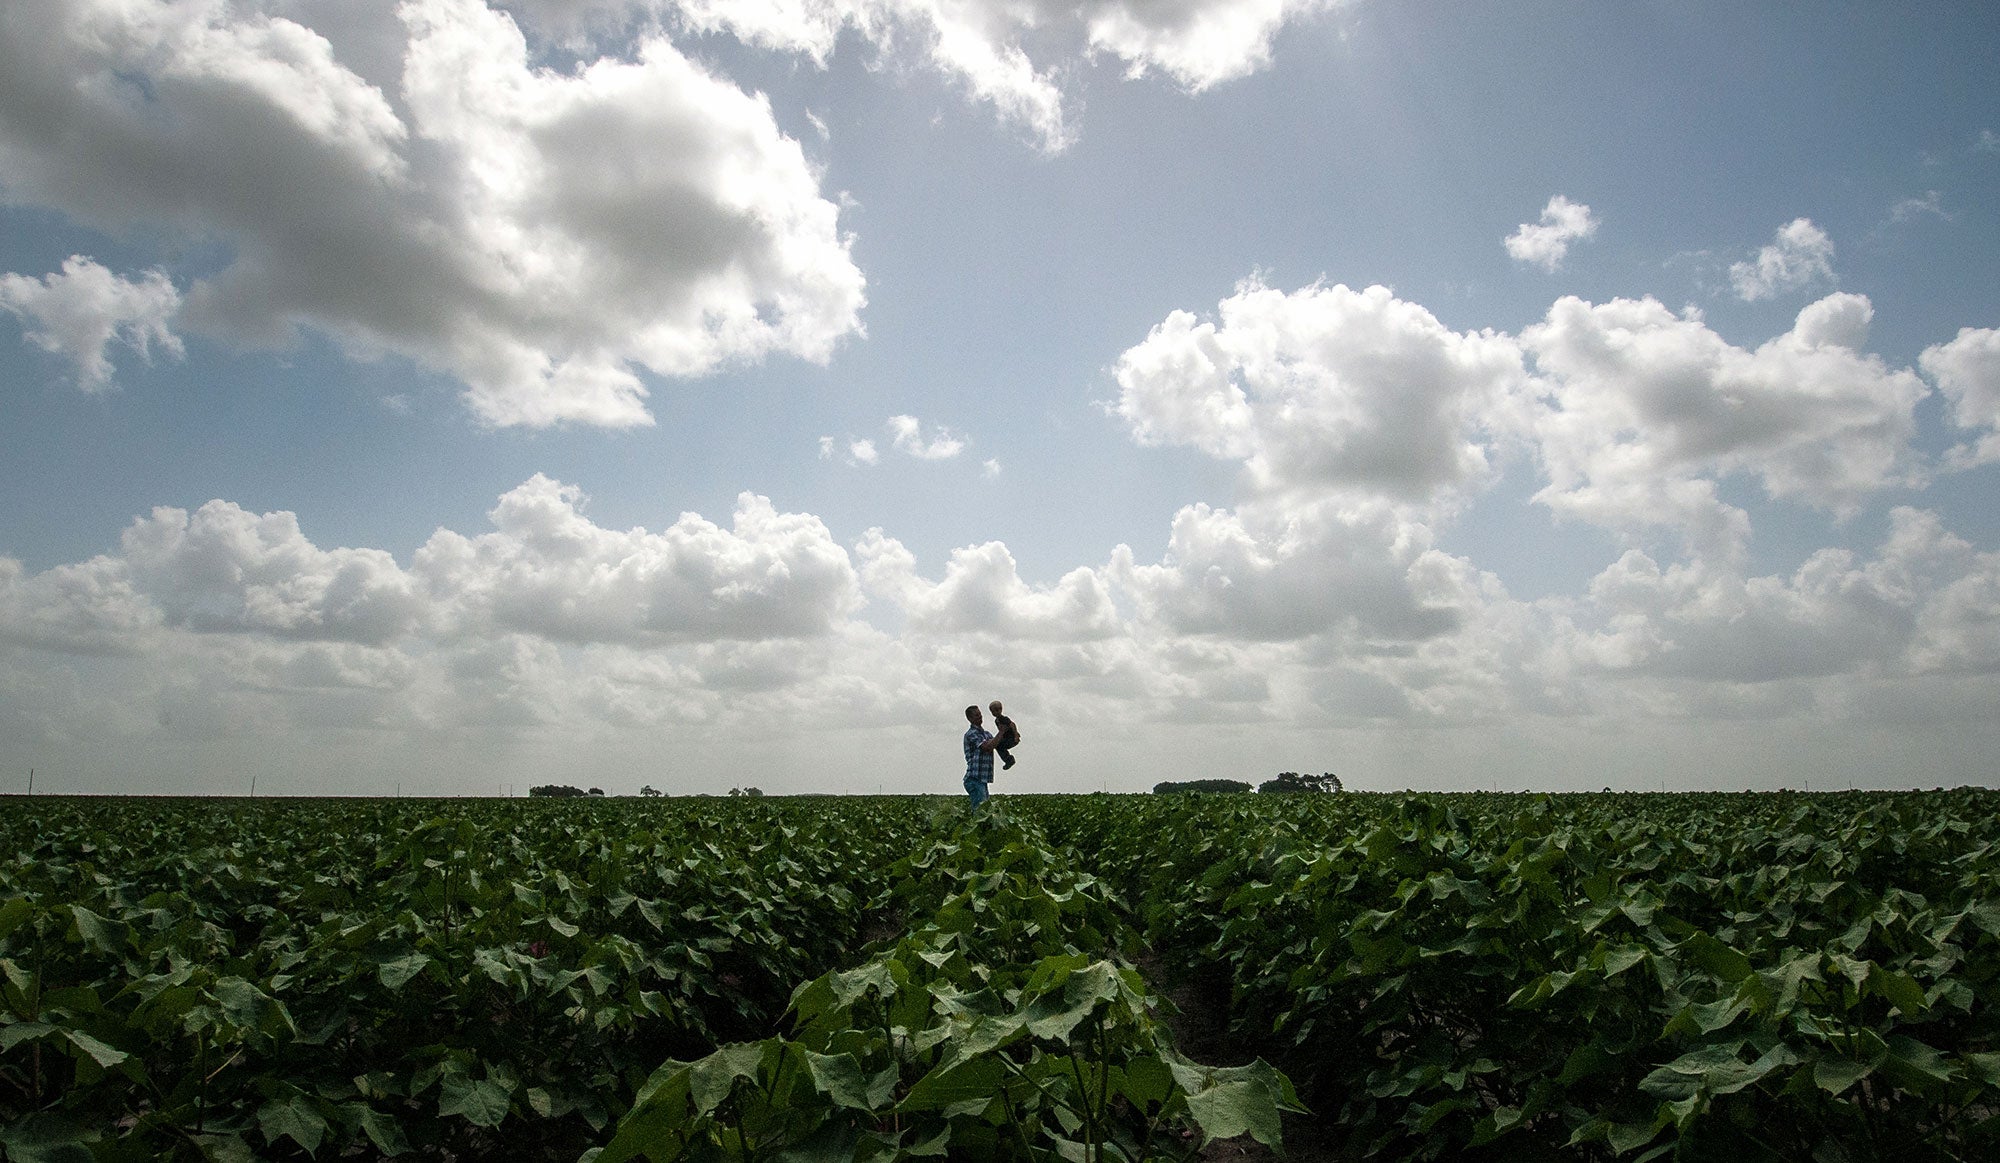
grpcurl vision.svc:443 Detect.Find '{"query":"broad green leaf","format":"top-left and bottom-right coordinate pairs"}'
top-left (804, 1049), bottom-right (877, 1111)
top-left (67, 905), bottom-right (129, 954)
top-left (0, 1113), bottom-right (96, 1163)
top-left (688, 1041), bottom-right (766, 1115)
top-left (61, 1028), bottom-right (128, 1068)
top-left (0, 897), bottom-right (32, 942)
top-left (377, 952), bottom-right (431, 990)
top-left (350, 1105), bottom-right (411, 1156)
top-left (258, 1093), bottom-right (328, 1154)
top-left (1184, 1080), bottom-right (1283, 1147)
top-left (1682, 934), bottom-right (1754, 983)
top-left (215, 977), bottom-right (295, 1039)
top-left (439, 1075), bottom-right (514, 1128)
top-left (900, 1054), bottom-right (1006, 1112)
top-left (1813, 1056), bottom-right (1874, 1095)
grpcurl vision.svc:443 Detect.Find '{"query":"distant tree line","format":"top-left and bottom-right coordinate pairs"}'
top-left (1152, 772), bottom-right (1343, 795)
top-left (528, 785), bottom-right (606, 798)
top-left (1151, 779), bottom-right (1253, 795)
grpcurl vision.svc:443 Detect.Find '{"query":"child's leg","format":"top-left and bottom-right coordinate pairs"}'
top-left (998, 747), bottom-right (1015, 769)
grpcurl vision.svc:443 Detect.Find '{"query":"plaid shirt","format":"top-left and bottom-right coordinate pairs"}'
top-left (964, 723), bottom-right (995, 783)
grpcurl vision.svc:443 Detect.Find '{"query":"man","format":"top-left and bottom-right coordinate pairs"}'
top-left (962, 704), bottom-right (997, 808)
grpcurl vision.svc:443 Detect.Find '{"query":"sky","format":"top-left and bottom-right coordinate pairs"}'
top-left (2, 0), bottom-right (1998, 797)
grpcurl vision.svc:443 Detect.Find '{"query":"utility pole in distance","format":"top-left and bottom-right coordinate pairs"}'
top-left (26, 768), bottom-right (32, 795)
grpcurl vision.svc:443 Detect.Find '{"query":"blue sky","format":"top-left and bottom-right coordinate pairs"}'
top-left (2, 0), bottom-right (1997, 796)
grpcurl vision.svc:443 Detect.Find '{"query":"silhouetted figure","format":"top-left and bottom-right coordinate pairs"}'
top-left (988, 700), bottom-right (1020, 769)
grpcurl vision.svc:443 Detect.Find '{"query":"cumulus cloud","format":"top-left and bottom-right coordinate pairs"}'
top-left (1921, 326), bottom-right (2000, 467)
top-left (0, 257), bottom-right (183, 390)
top-left (886, 414), bottom-right (966, 459)
top-left (1081, 0), bottom-right (1344, 91)
top-left (858, 530), bottom-right (1120, 641)
top-left (1729, 218), bottom-right (1835, 301)
top-left (1109, 497), bottom-right (1467, 643)
top-left (0, 0), bottom-right (864, 427)
top-left (1560, 507), bottom-right (2000, 686)
top-left (1111, 278), bottom-right (1529, 503)
top-left (415, 474), bottom-right (863, 642)
top-left (1522, 292), bottom-right (1927, 559)
top-left (1504, 195), bottom-right (1597, 272)
top-left (121, 501), bottom-right (428, 644)
top-left (654, 0), bottom-right (1346, 150)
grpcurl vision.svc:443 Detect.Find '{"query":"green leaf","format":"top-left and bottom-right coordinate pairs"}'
top-left (439, 1075), bottom-right (514, 1128)
top-left (1682, 934), bottom-right (1754, 983)
top-left (258, 1093), bottom-right (329, 1154)
top-left (193, 1133), bottom-right (258, 1163)
top-left (1120, 1055), bottom-right (1174, 1107)
top-left (804, 1049), bottom-right (878, 1111)
top-left (688, 1042), bottom-right (766, 1115)
top-left (1185, 1080), bottom-right (1282, 1147)
top-left (61, 1027), bottom-right (129, 1068)
top-left (1174, 1060), bottom-right (1299, 1148)
top-left (0, 1020), bottom-right (56, 1051)
top-left (377, 952), bottom-right (432, 991)
top-left (350, 1105), bottom-right (411, 1156)
top-left (1813, 1056), bottom-right (1874, 1096)
top-left (0, 897), bottom-right (32, 942)
top-left (900, 1054), bottom-right (1006, 1112)
top-left (1865, 964), bottom-right (1929, 1016)
top-left (1880, 1034), bottom-right (1955, 1094)
top-left (214, 977), bottom-right (295, 1039)
top-left (67, 905), bottom-right (130, 954)
top-left (1606, 1120), bottom-right (1661, 1155)
top-left (0, 1113), bottom-right (97, 1163)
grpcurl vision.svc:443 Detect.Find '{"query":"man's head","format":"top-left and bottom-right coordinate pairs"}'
top-left (965, 705), bottom-right (983, 726)
top-left (988, 700), bottom-right (1003, 715)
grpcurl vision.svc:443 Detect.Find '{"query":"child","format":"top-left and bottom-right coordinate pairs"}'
top-left (988, 700), bottom-right (1020, 769)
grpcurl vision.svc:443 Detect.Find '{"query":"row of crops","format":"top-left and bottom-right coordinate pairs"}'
top-left (1030, 789), bottom-right (2000, 1161)
top-left (3, 789), bottom-right (1998, 1160)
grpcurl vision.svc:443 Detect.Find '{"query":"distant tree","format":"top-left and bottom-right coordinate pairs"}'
top-left (529, 784), bottom-right (587, 798)
top-left (587, 788), bottom-right (606, 797)
top-left (1259, 772), bottom-right (1342, 794)
top-left (639, 785), bottom-right (663, 797)
top-left (1152, 779), bottom-right (1253, 795)
top-left (728, 787), bottom-right (765, 798)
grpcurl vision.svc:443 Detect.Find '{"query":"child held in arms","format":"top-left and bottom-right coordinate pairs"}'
top-left (988, 700), bottom-right (1021, 769)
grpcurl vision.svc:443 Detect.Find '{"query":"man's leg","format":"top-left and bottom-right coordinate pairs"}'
top-left (963, 773), bottom-right (988, 808)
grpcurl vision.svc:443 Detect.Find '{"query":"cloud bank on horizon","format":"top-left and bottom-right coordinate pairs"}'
top-left (2, 0), bottom-right (1998, 793)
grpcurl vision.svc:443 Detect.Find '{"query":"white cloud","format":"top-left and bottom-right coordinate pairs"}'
top-left (0, 0), bottom-right (865, 427)
top-left (1504, 195), bottom-right (1597, 272)
top-left (1082, 0), bottom-right (1344, 92)
top-left (1558, 507), bottom-right (2000, 686)
top-left (120, 501), bottom-right (428, 644)
top-left (1112, 278), bottom-right (1529, 503)
top-left (1888, 190), bottom-right (1948, 224)
top-left (1921, 326), bottom-right (2000, 467)
top-left (982, 458), bottom-right (1001, 477)
top-left (1729, 217), bottom-right (1835, 301)
top-left (886, 414), bottom-right (966, 459)
top-left (1108, 497), bottom-right (1468, 643)
top-left (858, 530), bottom-right (1120, 641)
top-left (1522, 292), bottom-right (1927, 560)
top-left (0, 257), bottom-right (183, 390)
top-left (415, 474), bottom-right (864, 642)
top-left (1977, 129), bottom-right (1998, 153)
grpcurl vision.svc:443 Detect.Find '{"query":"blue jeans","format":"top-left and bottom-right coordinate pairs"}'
top-left (964, 773), bottom-right (990, 808)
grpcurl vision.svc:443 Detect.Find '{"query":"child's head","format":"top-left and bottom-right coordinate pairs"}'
top-left (988, 700), bottom-right (1003, 715)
